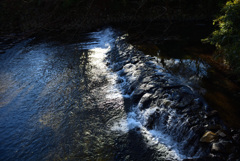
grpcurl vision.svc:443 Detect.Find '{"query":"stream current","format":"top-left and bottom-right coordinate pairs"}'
top-left (0, 28), bottom-right (238, 161)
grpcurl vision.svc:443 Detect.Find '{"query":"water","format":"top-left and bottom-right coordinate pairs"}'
top-left (135, 39), bottom-right (240, 129)
top-left (0, 28), bottom-right (239, 161)
top-left (0, 28), bottom-right (179, 161)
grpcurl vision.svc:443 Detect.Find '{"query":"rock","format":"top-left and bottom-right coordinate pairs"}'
top-left (107, 35), bottom-right (240, 160)
top-left (132, 89), bottom-right (145, 103)
top-left (183, 155), bottom-right (225, 161)
top-left (200, 131), bottom-right (218, 143)
top-left (138, 93), bottom-right (153, 110)
top-left (176, 94), bottom-right (194, 108)
top-left (227, 153), bottom-right (240, 161)
top-left (222, 141), bottom-right (234, 153)
top-left (216, 130), bottom-right (226, 138)
top-left (142, 76), bottom-right (153, 83)
top-left (211, 142), bottom-right (222, 152)
top-left (232, 133), bottom-right (240, 144)
top-left (206, 110), bottom-right (218, 118)
top-left (146, 112), bottom-right (159, 129)
top-left (182, 107), bottom-right (192, 114)
top-left (116, 78), bottom-right (124, 84)
top-left (118, 69), bottom-right (126, 77)
top-left (212, 140), bottom-right (233, 154)
top-left (131, 58), bottom-right (138, 64)
top-left (204, 124), bottom-right (221, 131)
top-left (112, 63), bottom-right (123, 72)
top-left (84, 131), bottom-right (91, 135)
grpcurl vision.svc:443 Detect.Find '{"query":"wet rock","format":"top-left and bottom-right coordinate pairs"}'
top-left (123, 63), bottom-right (134, 70)
top-left (170, 91), bottom-right (181, 102)
top-left (200, 131), bottom-right (218, 143)
top-left (204, 124), bottom-right (221, 131)
top-left (112, 63), bottom-right (123, 72)
top-left (138, 93), bottom-right (153, 110)
top-left (116, 78), bottom-right (124, 84)
top-left (183, 155), bottom-right (225, 161)
top-left (212, 140), bottom-right (233, 154)
top-left (145, 61), bottom-right (156, 67)
top-left (146, 110), bottom-right (160, 129)
top-left (181, 107), bottom-right (191, 114)
top-left (118, 69), bottom-right (126, 77)
top-left (211, 142), bottom-right (223, 152)
top-left (84, 131), bottom-right (91, 136)
top-left (232, 133), bottom-right (240, 144)
top-left (161, 99), bottom-right (172, 107)
top-left (188, 117), bottom-right (200, 127)
top-left (228, 153), bottom-right (240, 161)
top-left (176, 94), bottom-right (194, 109)
top-left (107, 35), bottom-right (240, 159)
top-left (131, 57), bottom-right (138, 64)
top-left (206, 110), bottom-right (218, 118)
top-left (216, 130), bottom-right (226, 138)
top-left (142, 76), bottom-right (153, 83)
top-left (119, 55), bottom-right (130, 61)
top-left (132, 89), bottom-right (145, 103)
top-left (139, 83), bottom-right (155, 92)
top-left (180, 85), bottom-right (193, 94)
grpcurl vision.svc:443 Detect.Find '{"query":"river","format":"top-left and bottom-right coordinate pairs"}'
top-left (0, 28), bottom-right (239, 161)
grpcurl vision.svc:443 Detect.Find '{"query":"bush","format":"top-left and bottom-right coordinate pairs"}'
top-left (203, 0), bottom-right (240, 75)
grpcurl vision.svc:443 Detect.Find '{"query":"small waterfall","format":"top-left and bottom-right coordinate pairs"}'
top-left (106, 34), bottom-right (226, 160)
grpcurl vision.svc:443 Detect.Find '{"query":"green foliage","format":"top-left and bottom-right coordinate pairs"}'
top-left (204, 0), bottom-right (240, 74)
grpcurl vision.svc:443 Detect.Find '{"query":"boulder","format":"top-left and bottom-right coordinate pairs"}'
top-left (212, 140), bottom-right (233, 154)
top-left (232, 133), bottom-right (240, 144)
top-left (216, 130), bottom-right (226, 138)
top-left (211, 142), bottom-right (222, 152)
top-left (138, 93), bottom-right (153, 110)
top-left (176, 94), bottom-right (194, 108)
top-left (200, 131), bottom-right (218, 143)
top-left (146, 111), bottom-right (160, 129)
top-left (132, 89), bottom-right (145, 103)
top-left (206, 110), bottom-right (218, 118)
top-left (112, 63), bottom-right (123, 72)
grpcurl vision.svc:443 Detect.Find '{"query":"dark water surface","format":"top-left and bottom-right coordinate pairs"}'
top-left (0, 28), bottom-right (239, 161)
top-left (136, 38), bottom-right (240, 129)
top-left (0, 29), bottom-right (181, 161)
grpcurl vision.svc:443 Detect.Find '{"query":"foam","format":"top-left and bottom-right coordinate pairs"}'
top-left (110, 112), bottom-right (142, 133)
top-left (110, 110), bottom-right (185, 160)
top-left (92, 28), bottom-right (204, 160)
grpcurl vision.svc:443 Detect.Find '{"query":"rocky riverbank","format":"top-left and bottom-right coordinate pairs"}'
top-left (105, 32), bottom-right (240, 160)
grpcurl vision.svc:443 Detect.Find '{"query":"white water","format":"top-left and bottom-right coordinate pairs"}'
top-left (90, 29), bottom-right (189, 160)
top-left (77, 28), bottom-right (204, 160)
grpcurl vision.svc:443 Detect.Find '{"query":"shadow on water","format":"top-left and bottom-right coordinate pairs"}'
top-left (1, 27), bottom-right (239, 161)
top-left (0, 35), bottom-right (120, 160)
top-left (135, 40), bottom-right (240, 129)
top-left (124, 22), bottom-right (240, 129)
top-left (115, 129), bottom-right (161, 161)
top-left (1, 28), bottom-right (165, 161)
top-left (1, 28), bottom-right (178, 160)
